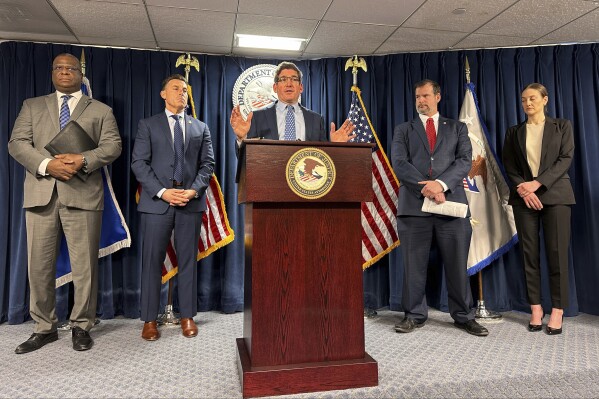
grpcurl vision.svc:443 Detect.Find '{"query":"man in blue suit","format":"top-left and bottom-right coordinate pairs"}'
top-left (131, 74), bottom-right (215, 341)
top-left (391, 79), bottom-right (488, 337)
top-left (230, 61), bottom-right (356, 147)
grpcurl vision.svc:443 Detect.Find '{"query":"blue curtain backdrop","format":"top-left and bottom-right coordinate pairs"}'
top-left (2, 41), bottom-right (599, 324)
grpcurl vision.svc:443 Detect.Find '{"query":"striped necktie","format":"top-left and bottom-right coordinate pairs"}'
top-left (59, 95), bottom-right (72, 130)
top-left (171, 114), bottom-right (184, 183)
top-left (284, 104), bottom-right (296, 141)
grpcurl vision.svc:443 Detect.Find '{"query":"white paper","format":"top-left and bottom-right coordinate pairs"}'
top-left (421, 197), bottom-right (468, 218)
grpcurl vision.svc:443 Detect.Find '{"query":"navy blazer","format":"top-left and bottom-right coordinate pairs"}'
top-left (132, 112), bottom-right (215, 214)
top-left (391, 116), bottom-right (472, 217)
top-left (503, 117), bottom-right (575, 206)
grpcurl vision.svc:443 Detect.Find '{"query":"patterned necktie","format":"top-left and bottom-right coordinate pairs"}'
top-left (426, 117), bottom-right (436, 152)
top-left (171, 115), bottom-right (184, 183)
top-left (284, 104), bottom-right (296, 140)
top-left (59, 95), bottom-right (72, 130)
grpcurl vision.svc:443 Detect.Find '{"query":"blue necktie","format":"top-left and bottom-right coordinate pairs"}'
top-left (171, 115), bottom-right (184, 183)
top-left (59, 95), bottom-right (71, 130)
top-left (284, 104), bottom-right (296, 141)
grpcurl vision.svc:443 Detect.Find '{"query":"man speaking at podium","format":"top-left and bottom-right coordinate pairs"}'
top-left (230, 61), bottom-right (356, 146)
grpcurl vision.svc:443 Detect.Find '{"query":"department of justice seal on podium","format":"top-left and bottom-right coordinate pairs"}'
top-left (286, 148), bottom-right (336, 200)
top-left (232, 64), bottom-right (278, 120)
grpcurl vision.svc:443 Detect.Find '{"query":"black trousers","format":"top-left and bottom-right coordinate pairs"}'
top-left (513, 204), bottom-right (571, 309)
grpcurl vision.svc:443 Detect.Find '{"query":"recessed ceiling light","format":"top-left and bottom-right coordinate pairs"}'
top-left (236, 34), bottom-right (305, 51)
top-left (452, 8), bottom-right (466, 15)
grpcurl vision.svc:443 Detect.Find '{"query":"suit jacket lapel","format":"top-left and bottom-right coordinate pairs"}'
top-left (515, 121), bottom-right (533, 177)
top-left (539, 117), bottom-right (556, 172)
top-left (183, 114), bottom-right (192, 153)
top-left (301, 105), bottom-right (313, 140)
top-left (413, 118), bottom-right (430, 153)
top-left (435, 117), bottom-right (448, 153)
top-left (159, 113), bottom-right (174, 151)
top-left (70, 94), bottom-right (91, 121)
top-left (45, 94), bottom-right (59, 133)
top-left (266, 105), bottom-right (279, 139)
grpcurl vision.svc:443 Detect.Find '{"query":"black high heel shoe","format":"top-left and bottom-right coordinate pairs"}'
top-left (546, 315), bottom-right (563, 335)
top-left (528, 315), bottom-right (543, 332)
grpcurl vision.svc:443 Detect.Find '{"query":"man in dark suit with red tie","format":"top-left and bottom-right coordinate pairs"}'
top-left (391, 79), bottom-right (488, 336)
top-left (131, 74), bottom-right (214, 341)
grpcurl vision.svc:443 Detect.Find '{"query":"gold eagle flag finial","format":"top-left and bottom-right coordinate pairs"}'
top-left (175, 53), bottom-right (200, 81)
top-left (344, 55), bottom-right (367, 86)
top-left (80, 49), bottom-right (87, 76)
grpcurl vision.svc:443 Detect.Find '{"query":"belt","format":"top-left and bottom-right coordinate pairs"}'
top-left (172, 180), bottom-right (184, 188)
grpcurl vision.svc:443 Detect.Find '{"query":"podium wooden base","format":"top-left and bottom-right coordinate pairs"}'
top-left (236, 338), bottom-right (378, 398)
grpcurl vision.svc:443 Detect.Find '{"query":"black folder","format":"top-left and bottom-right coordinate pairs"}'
top-left (45, 120), bottom-right (97, 181)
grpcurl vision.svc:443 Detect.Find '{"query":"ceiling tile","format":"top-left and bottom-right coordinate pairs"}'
top-left (477, 0), bottom-right (598, 38)
top-left (403, 0), bottom-right (515, 32)
top-left (324, 0), bottom-right (424, 26)
top-left (144, 0), bottom-right (237, 12)
top-left (305, 21), bottom-right (396, 56)
top-left (375, 27), bottom-right (468, 54)
top-left (0, 0), bottom-right (72, 35)
top-left (160, 42), bottom-right (232, 55)
top-left (51, 0), bottom-right (153, 41)
top-left (148, 6), bottom-right (235, 47)
top-left (453, 33), bottom-right (533, 50)
top-left (238, 0), bottom-right (330, 20)
top-left (78, 37), bottom-right (156, 49)
top-left (533, 8), bottom-right (599, 44)
top-left (235, 14), bottom-right (317, 39)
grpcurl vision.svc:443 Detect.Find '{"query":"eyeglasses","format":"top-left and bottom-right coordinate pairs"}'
top-left (52, 66), bottom-right (80, 73)
top-left (276, 76), bottom-right (301, 83)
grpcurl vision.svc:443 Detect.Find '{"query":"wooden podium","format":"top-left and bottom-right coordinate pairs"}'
top-left (236, 140), bottom-right (378, 398)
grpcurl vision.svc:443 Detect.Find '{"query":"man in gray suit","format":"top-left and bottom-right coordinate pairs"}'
top-left (391, 79), bottom-right (488, 337)
top-left (230, 61), bottom-right (356, 148)
top-left (9, 53), bottom-right (122, 353)
top-left (131, 74), bottom-right (214, 341)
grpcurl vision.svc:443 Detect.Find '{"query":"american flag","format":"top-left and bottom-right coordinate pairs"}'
top-left (348, 86), bottom-right (400, 268)
top-left (136, 84), bottom-right (235, 284)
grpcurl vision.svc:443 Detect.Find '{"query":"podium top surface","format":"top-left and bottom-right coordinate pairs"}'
top-left (241, 139), bottom-right (374, 150)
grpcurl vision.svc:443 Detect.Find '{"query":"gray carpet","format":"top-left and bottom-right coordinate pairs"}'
top-left (1, 308), bottom-right (599, 398)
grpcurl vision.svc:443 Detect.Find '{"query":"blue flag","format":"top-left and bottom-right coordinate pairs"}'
top-left (459, 82), bottom-right (517, 275)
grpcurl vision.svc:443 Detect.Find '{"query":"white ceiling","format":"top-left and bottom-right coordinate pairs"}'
top-left (1, 0), bottom-right (599, 59)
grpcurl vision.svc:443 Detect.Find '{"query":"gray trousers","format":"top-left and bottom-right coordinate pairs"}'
top-left (26, 189), bottom-right (102, 333)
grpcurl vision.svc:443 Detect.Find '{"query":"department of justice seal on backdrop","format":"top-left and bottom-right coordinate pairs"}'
top-left (232, 64), bottom-right (278, 120)
top-left (286, 148), bottom-right (336, 200)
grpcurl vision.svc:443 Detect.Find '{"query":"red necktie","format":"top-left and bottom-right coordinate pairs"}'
top-left (426, 117), bottom-right (436, 152)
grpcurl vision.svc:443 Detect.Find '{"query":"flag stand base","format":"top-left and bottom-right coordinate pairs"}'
top-left (475, 300), bottom-right (503, 320)
top-left (157, 304), bottom-right (180, 326)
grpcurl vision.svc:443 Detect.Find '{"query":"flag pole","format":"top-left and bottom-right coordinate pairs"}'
top-left (345, 55), bottom-right (378, 319)
top-left (465, 56), bottom-right (502, 321)
top-left (157, 53), bottom-right (200, 327)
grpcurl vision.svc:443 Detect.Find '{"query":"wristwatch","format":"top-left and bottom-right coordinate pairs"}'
top-left (81, 155), bottom-right (88, 171)
top-left (194, 190), bottom-right (199, 199)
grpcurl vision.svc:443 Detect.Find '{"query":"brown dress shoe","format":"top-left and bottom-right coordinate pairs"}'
top-left (181, 318), bottom-right (198, 338)
top-left (141, 321), bottom-right (160, 341)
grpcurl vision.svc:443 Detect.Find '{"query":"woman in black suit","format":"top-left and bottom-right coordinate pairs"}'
top-left (503, 83), bottom-right (575, 335)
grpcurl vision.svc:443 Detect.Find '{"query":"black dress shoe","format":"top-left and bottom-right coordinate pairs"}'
top-left (528, 314), bottom-right (544, 332)
top-left (528, 323), bottom-right (543, 332)
top-left (454, 319), bottom-right (489, 336)
top-left (546, 316), bottom-right (563, 335)
top-left (72, 326), bottom-right (94, 351)
top-left (15, 331), bottom-right (58, 354)
top-left (394, 317), bottom-right (425, 333)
